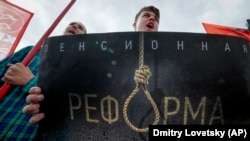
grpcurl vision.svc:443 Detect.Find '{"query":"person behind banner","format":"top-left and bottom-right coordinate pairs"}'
top-left (22, 5), bottom-right (160, 124)
top-left (0, 21), bottom-right (87, 140)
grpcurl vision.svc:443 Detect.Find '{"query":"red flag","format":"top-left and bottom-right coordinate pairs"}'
top-left (0, 0), bottom-right (33, 60)
top-left (202, 22), bottom-right (250, 42)
top-left (0, 0), bottom-right (76, 100)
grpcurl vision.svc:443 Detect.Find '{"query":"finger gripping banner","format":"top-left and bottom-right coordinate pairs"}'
top-left (36, 32), bottom-right (250, 141)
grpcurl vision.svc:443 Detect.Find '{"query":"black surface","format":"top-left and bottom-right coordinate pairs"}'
top-left (36, 32), bottom-right (250, 141)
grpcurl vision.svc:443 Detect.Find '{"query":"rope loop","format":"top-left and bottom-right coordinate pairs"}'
top-left (123, 32), bottom-right (159, 132)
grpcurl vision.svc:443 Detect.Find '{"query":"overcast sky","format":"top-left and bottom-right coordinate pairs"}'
top-left (8, 0), bottom-right (250, 51)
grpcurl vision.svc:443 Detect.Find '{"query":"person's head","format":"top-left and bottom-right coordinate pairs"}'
top-left (133, 6), bottom-right (160, 32)
top-left (63, 21), bottom-right (87, 35)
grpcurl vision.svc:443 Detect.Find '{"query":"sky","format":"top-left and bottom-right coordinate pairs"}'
top-left (7, 0), bottom-right (250, 52)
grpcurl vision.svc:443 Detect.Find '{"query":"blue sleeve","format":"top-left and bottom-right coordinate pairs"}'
top-left (0, 46), bottom-right (33, 83)
top-left (22, 76), bottom-right (37, 93)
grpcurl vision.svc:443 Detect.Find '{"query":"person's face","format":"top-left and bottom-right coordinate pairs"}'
top-left (63, 22), bottom-right (86, 35)
top-left (133, 11), bottom-right (159, 32)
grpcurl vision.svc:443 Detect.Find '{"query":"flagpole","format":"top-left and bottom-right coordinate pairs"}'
top-left (0, 0), bottom-right (77, 100)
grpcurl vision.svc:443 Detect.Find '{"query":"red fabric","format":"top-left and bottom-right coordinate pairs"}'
top-left (202, 22), bottom-right (250, 42)
top-left (0, 0), bottom-right (76, 100)
top-left (0, 1), bottom-right (33, 60)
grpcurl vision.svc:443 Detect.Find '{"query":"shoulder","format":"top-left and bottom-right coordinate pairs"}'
top-left (9, 45), bottom-right (33, 57)
top-left (16, 45), bottom-right (33, 53)
top-left (0, 45), bottom-right (34, 63)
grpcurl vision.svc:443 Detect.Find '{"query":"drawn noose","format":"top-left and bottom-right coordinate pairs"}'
top-left (123, 32), bottom-right (160, 132)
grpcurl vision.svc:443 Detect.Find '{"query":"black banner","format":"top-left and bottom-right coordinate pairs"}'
top-left (36, 32), bottom-right (250, 141)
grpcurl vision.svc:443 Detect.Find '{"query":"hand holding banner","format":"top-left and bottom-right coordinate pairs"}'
top-left (0, 0), bottom-right (76, 100)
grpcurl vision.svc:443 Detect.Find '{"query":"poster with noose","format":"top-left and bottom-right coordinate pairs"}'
top-left (36, 32), bottom-right (250, 140)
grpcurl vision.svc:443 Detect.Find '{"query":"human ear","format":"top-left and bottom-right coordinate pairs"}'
top-left (133, 22), bottom-right (136, 30)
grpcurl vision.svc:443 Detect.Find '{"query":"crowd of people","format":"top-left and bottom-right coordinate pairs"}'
top-left (1, 5), bottom-right (249, 140)
top-left (0, 5), bottom-right (160, 140)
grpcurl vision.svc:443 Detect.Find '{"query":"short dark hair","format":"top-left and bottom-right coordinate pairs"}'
top-left (134, 6), bottom-right (160, 22)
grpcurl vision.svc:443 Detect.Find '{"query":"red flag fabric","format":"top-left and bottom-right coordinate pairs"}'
top-left (0, 0), bottom-right (76, 100)
top-left (0, 0), bottom-right (33, 60)
top-left (202, 22), bottom-right (250, 42)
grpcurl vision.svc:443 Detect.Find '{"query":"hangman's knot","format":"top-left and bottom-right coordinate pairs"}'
top-left (134, 65), bottom-right (152, 86)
